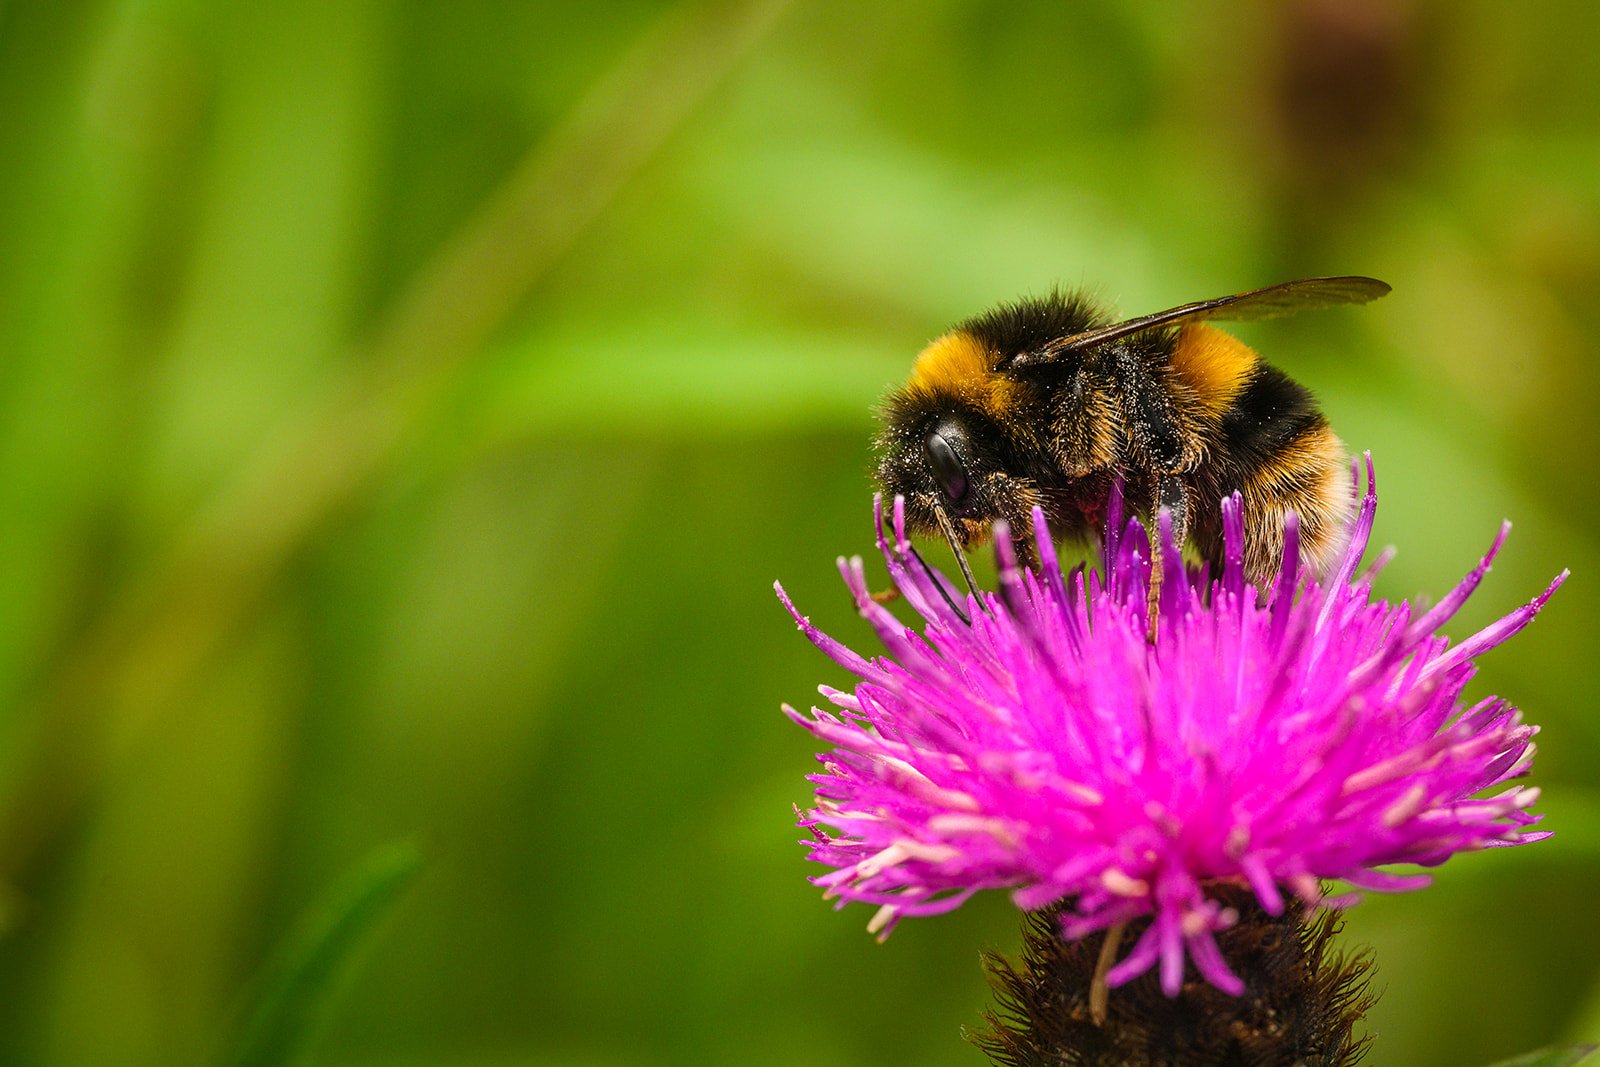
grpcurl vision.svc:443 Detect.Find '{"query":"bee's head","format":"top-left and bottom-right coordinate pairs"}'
top-left (874, 404), bottom-right (1028, 547)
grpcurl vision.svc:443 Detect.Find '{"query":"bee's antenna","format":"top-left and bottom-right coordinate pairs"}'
top-left (933, 503), bottom-right (985, 610)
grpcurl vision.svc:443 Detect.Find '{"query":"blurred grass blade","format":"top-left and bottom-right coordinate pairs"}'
top-left (221, 841), bottom-right (423, 1067)
top-left (0, 0), bottom-right (793, 887)
top-left (1484, 1047), bottom-right (1598, 1066)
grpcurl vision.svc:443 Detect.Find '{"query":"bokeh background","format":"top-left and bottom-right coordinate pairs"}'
top-left (0, 1), bottom-right (1595, 1064)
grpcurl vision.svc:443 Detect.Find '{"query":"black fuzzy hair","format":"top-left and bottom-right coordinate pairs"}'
top-left (958, 290), bottom-right (1111, 365)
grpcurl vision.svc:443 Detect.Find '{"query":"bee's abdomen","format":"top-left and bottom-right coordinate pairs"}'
top-left (1221, 365), bottom-right (1324, 465)
top-left (1211, 364), bottom-right (1350, 579)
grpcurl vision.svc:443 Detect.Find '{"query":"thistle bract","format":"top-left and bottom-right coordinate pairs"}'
top-left (781, 459), bottom-right (1563, 995)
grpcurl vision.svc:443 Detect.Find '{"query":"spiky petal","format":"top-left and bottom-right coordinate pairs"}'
top-left (781, 458), bottom-right (1563, 995)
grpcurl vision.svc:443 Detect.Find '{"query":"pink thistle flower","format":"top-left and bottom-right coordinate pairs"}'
top-left (779, 457), bottom-right (1565, 997)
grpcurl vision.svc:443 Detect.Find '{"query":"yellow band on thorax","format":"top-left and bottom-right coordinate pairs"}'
top-left (905, 330), bottom-right (1021, 420)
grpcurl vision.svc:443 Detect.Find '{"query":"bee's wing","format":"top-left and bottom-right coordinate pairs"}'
top-left (1014, 276), bottom-right (1390, 368)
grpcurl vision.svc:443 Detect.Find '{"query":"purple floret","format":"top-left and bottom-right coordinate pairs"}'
top-left (780, 457), bottom-right (1564, 996)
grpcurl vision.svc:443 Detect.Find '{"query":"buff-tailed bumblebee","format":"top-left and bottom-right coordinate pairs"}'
top-left (874, 276), bottom-right (1390, 612)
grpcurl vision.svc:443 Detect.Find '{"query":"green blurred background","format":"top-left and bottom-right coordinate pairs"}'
top-left (0, 1), bottom-right (1595, 1064)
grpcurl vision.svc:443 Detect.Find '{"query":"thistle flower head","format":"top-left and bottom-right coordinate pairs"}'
top-left (780, 458), bottom-right (1564, 996)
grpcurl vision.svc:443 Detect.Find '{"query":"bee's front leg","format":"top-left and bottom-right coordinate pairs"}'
top-left (1147, 473), bottom-right (1189, 642)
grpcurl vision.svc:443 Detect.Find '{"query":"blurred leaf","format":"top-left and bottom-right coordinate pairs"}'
top-left (1484, 1047), bottom-right (1598, 1067)
top-left (471, 318), bottom-right (897, 441)
top-left (219, 841), bottom-right (423, 1067)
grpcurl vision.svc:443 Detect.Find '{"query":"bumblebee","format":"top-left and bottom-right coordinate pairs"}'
top-left (874, 276), bottom-right (1390, 605)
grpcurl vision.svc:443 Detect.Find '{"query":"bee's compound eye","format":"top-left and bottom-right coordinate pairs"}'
top-left (926, 431), bottom-right (968, 504)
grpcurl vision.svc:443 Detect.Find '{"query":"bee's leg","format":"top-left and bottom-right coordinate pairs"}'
top-left (1146, 473), bottom-right (1189, 642)
top-left (1113, 348), bottom-right (1188, 641)
top-left (1159, 472), bottom-right (1190, 550)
